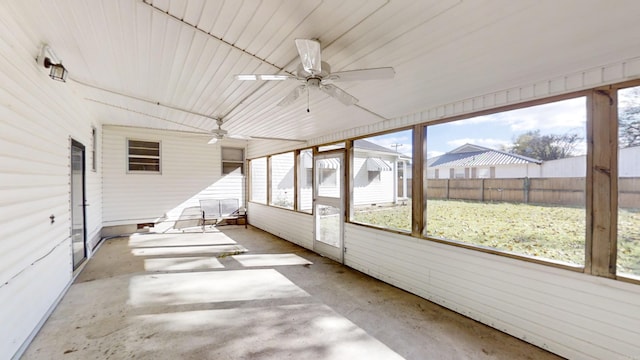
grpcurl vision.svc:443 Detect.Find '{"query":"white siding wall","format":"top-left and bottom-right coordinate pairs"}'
top-left (540, 156), bottom-right (586, 178)
top-left (343, 224), bottom-right (640, 360)
top-left (494, 163), bottom-right (541, 178)
top-left (248, 203), bottom-right (313, 250)
top-left (270, 153), bottom-right (294, 208)
top-left (618, 146), bottom-right (640, 177)
top-left (250, 158), bottom-right (267, 204)
top-left (0, 8), bottom-right (102, 359)
top-left (352, 155), bottom-right (395, 206)
top-left (299, 185), bottom-right (313, 212)
top-left (102, 126), bottom-right (246, 226)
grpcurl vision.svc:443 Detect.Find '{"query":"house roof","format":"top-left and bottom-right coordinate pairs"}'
top-left (354, 139), bottom-right (399, 155)
top-left (427, 144), bottom-right (542, 168)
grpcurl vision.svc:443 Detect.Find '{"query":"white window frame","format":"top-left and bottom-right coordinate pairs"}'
top-left (127, 139), bottom-right (161, 173)
top-left (221, 147), bottom-right (245, 175)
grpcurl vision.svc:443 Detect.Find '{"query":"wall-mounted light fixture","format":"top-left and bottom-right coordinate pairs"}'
top-left (37, 44), bottom-right (68, 82)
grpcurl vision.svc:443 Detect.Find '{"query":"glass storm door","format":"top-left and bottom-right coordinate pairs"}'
top-left (313, 152), bottom-right (344, 263)
top-left (71, 140), bottom-right (87, 269)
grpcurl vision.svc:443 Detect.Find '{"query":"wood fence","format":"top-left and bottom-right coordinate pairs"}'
top-left (426, 177), bottom-right (640, 208)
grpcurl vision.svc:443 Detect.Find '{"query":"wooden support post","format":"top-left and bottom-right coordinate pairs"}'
top-left (445, 179), bottom-right (450, 200)
top-left (413, 125), bottom-right (424, 237)
top-left (586, 88), bottom-right (618, 277)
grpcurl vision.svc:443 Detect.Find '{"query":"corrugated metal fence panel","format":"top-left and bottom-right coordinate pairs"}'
top-left (103, 127), bottom-right (246, 225)
top-left (0, 7), bottom-right (102, 358)
top-left (248, 203), bottom-right (313, 250)
top-left (343, 224), bottom-right (640, 360)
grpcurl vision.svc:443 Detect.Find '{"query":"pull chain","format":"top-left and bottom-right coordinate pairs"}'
top-left (306, 87), bottom-right (310, 113)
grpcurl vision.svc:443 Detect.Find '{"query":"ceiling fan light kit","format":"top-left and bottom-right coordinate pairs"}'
top-left (235, 39), bottom-right (394, 109)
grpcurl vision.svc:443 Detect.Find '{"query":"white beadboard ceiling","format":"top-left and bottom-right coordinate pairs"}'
top-left (6, 0), bottom-right (640, 142)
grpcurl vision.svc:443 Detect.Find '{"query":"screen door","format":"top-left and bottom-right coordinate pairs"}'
top-left (313, 151), bottom-right (344, 263)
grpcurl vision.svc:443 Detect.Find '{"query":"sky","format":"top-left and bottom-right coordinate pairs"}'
top-left (367, 96), bottom-right (588, 160)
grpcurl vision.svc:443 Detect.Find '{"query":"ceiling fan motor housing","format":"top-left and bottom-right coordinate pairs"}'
top-left (297, 61), bottom-right (331, 79)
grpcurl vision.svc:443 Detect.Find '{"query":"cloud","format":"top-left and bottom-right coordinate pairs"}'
top-left (446, 138), bottom-right (510, 150)
top-left (452, 97), bottom-right (587, 133)
top-left (366, 130), bottom-right (414, 156)
top-left (426, 150), bottom-right (445, 159)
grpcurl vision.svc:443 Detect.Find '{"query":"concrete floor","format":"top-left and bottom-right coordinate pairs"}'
top-left (23, 226), bottom-right (563, 360)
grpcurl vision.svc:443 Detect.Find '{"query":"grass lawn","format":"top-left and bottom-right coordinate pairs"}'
top-left (353, 199), bottom-right (640, 277)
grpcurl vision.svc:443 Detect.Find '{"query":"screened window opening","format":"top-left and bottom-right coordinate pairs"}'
top-left (250, 157), bottom-right (267, 204)
top-left (91, 127), bottom-right (97, 172)
top-left (222, 147), bottom-right (244, 175)
top-left (298, 149), bottom-right (313, 213)
top-left (351, 129), bottom-right (413, 232)
top-left (617, 85), bottom-right (640, 279)
top-left (128, 139), bottom-right (160, 172)
top-left (424, 97), bottom-right (587, 266)
top-left (270, 152), bottom-right (294, 209)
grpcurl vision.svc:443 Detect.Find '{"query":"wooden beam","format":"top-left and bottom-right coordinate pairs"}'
top-left (412, 125), bottom-right (424, 237)
top-left (266, 156), bottom-right (272, 206)
top-left (587, 88), bottom-right (618, 277)
top-left (345, 140), bottom-right (353, 224)
top-left (293, 149), bottom-right (299, 212)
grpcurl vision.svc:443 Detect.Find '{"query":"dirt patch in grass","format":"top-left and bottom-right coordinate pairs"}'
top-left (353, 200), bottom-right (640, 277)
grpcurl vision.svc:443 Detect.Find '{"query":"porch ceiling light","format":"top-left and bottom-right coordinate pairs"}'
top-left (37, 44), bottom-right (68, 82)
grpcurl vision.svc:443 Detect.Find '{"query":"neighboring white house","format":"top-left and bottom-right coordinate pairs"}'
top-left (297, 140), bottom-right (412, 209)
top-left (352, 139), bottom-right (412, 206)
top-left (429, 144), bottom-right (640, 179)
top-left (426, 144), bottom-right (542, 179)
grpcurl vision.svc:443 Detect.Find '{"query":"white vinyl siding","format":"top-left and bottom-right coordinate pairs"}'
top-left (342, 224), bottom-right (640, 360)
top-left (352, 154), bottom-right (395, 206)
top-left (250, 158), bottom-right (267, 204)
top-left (269, 152), bottom-right (294, 209)
top-left (0, 13), bottom-right (102, 359)
top-left (248, 202), bottom-right (313, 250)
top-left (103, 127), bottom-right (245, 226)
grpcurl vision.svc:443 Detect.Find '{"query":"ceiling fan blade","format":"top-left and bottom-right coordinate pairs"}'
top-left (320, 84), bottom-right (358, 106)
top-left (228, 134), bottom-right (252, 140)
top-left (235, 74), bottom-right (294, 81)
top-left (207, 137), bottom-right (219, 144)
top-left (295, 39), bottom-right (321, 74)
top-left (329, 67), bottom-right (395, 81)
top-left (277, 84), bottom-right (306, 107)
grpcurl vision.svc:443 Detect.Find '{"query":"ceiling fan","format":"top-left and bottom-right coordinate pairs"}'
top-left (235, 39), bottom-right (395, 107)
top-left (207, 118), bottom-right (303, 144)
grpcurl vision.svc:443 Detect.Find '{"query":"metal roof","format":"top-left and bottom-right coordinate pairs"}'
top-left (354, 139), bottom-right (399, 154)
top-left (428, 144), bottom-right (542, 168)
